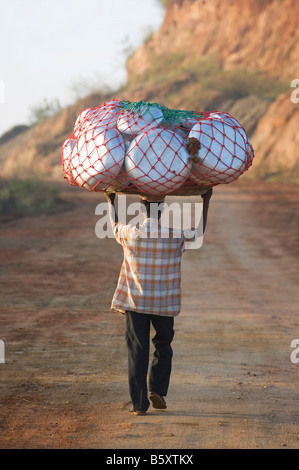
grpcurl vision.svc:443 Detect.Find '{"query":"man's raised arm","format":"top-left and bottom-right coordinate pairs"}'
top-left (104, 192), bottom-right (118, 226)
top-left (201, 188), bottom-right (213, 234)
top-left (183, 188), bottom-right (213, 243)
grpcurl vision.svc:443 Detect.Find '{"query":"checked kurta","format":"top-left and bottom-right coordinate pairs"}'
top-left (111, 219), bottom-right (186, 317)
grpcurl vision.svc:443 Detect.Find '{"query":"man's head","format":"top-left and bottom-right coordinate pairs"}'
top-left (140, 198), bottom-right (165, 220)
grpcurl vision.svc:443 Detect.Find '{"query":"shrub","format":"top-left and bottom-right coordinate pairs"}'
top-left (28, 98), bottom-right (62, 125)
top-left (0, 178), bottom-right (60, 216)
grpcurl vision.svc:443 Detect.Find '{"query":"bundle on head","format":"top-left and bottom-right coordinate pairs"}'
top-left (62, 99), bottom-right (254, 198)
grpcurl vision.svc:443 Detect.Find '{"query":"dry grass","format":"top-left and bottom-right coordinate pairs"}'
top-left (0, 178), bottom-right (62, 219)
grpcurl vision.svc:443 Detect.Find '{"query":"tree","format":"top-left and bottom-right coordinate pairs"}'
top-left (28, 98), bottom-right (62, 125)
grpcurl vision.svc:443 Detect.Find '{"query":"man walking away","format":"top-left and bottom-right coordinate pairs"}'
top-left (105, 189), bottom-right (212, 415)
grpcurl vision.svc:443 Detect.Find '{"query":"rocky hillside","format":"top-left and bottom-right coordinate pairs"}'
top-left (127, 0), bottom-right (299, 180)
top-left (1, 0), bottom-right (298, 182)
top-left (129, 0), bottom-right (298, 82)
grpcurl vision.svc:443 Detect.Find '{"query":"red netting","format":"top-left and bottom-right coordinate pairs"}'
top-left (62, 99), bottom-right (254, 197)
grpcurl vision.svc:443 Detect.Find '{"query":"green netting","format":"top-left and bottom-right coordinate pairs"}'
top-left (120, 100), bottom-right (204, 126)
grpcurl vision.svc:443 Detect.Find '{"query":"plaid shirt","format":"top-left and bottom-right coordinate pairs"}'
top-left (111, 218), bottom-right (187, 317)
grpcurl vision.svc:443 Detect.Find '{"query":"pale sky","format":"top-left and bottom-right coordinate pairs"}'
top-left (0, 0), bottom-right (164, 137)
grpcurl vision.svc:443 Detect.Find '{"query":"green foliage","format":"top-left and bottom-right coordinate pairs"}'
top-left (159, 0), bottom-right (176, 6)
top-left (0, 178), bottom-right (60, 216)
top-left (159, 0), bottom-right (283, 7)
top-left (128, 52), bottom-right (287, 105)
top-left (185, 58), bottom-right (286, 101)
top-left (69, 73), bottom-right (115, 101)
top-left (28, 98), bottom-right (62, 125)
top-left (159, 0), bottom-right (196, 7)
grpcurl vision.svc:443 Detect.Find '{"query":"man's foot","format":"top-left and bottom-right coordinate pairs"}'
top-left (129, 408), bottom-right (147, 416)
top-left (149, 392), bottom-right (167, 410)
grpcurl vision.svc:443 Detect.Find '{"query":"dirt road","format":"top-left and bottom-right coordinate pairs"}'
top-left (0, 180), bottom-right (299, 449)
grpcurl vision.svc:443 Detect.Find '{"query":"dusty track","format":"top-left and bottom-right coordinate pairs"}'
top-left (0, 180), bottom-right (299, 449)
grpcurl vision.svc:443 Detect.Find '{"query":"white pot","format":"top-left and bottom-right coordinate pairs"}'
top-left (73, 101), bottom-right (121, 138)
top-left (208, 111), bottom-right (241, 128)
top-left (188, 119), bottom-right (247, 185)
top-left (71, 127), bottom-right (126, 190)
top-left (92, 100), bottom-right (121, 132)
top-left (125, 128), bottom-right (192, 195)
top-left (62, 137), bottom-right (77, 184)
top-left (117, 104), bottom-right (164, 136)
top-left (206, 112), bottom-right (254, 174)
top-left (73, 108), bottom-right (95, 138)
top-left (104, 163), bottom-right (130, 192)
top-left (177, 116), bottom-right (199, 131)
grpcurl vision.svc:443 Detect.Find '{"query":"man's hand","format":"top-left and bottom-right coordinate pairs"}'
top-left (201, 188), bottom-right (213, 206)
top-left (104, 192), bottom-right (116, 204)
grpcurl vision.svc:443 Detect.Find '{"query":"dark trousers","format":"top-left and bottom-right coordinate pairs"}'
top-left (125, 310), bottom-right (174, 412)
